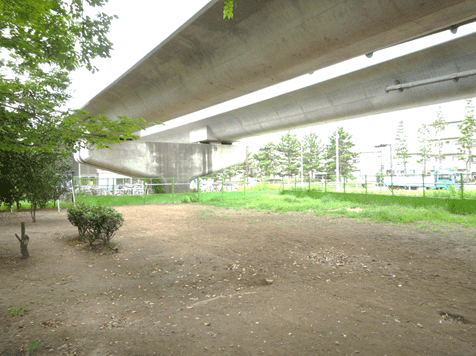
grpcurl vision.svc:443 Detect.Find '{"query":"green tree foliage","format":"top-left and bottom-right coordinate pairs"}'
top-left (276, 132), bottom-right (301, 178)
top-left (0, 0), bottom-right (160, 155)
top-left (251, 142), bottom-right (279, 178)
top-left (393, 120), bottom-right (411, 175)
top-left (326, 127), bottom-right (359, 179)
top-left (223, 0), bottom-right (234, 19)
top-left (457, 99), bottom-right (476, 174)
top-left (431, 108), bottom-right (448, 171)
top-left (302, 132), bottom-right (324, 177)
top-left (0, 148), bottom-right (73, 222)
top-left (416, 123), bottom-right (431, 175)
top-left (325, 127), bottom-right (359, 179)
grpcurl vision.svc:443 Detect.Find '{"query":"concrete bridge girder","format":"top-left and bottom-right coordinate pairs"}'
top-left (142, 33), bottom-right (476, 144)
top-left (81, 0), bottom-right (476, 126)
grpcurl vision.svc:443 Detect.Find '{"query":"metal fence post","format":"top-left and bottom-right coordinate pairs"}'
top-left (391, 172), bottom-right (394, 196)
top-left (197, 177), bottom-right (200, 201)
top-left (294, 176), bottom-right (297, 195)
top-left (422, 174), bottom-right (425, 198)
top-left (172, 177), bottom-right (175, 203)
top-left (461, 173), bottom-right (464, 199)
top-left (143, 178), bottom-right (146, 205)
top-left (365, 175), bottom-right (367, 195)
top-left (343, 177), bottom-right (346, 194)
top-left (244, 176), bottom-right (246, 196)
top-left (325, 176), bottom-right (327, 193)
top-left (309, 176), bottom-right (311, 192)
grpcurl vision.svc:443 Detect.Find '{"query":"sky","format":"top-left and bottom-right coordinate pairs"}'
top-left (67, 0), bottom-right (476, 156)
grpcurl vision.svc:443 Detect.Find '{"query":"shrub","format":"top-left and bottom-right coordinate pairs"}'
top-left (150, 178), bottom-right (166, 194)
top-left (67, 203), bottom-right (124, 246)
top-left (67, 202), bottom-right (91, 237)
top-left (85, 205), bottom-right (124, 245)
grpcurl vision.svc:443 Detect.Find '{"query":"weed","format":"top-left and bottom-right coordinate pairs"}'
top-left (30, 340), bottom-right (40, 352)
top-left (8, 307), bottom-right (25, 316)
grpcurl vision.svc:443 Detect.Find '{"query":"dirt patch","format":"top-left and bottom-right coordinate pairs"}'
top-left (1, 204), bottom-right (476, 355)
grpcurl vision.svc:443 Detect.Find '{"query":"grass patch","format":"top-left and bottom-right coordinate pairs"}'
top-left (8, 307), bottom-right (26, 317)
top-left (200, 191), bottom-right (476, 228)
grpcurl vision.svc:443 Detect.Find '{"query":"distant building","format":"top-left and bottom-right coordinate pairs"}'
top-left (352, 120), bottom-right (476, 178)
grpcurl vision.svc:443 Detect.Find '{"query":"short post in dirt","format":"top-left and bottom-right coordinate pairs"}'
top-left (460, 173), bottom-right (464, 199)
top-left (197, 177), bottom-right (201, 201)
top-left (365, 175), bottom-right (368, 195)
top-left (422, 174), bottom-right (425, 198)
top-left (172, 178), bottom-right (175, 203)
top-left (15, 222), bottom-right (29, 259)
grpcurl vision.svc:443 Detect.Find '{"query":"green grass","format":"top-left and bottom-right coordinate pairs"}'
top-left (2, 188), bottom-right (476, 228)
top-left (8, 307), bottom-right (25, 317)
top-left (199, 191), bottom-right (476, 228)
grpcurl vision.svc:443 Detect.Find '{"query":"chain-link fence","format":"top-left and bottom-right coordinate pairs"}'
top-left (2, 173), bottom-right (475, 213)
top-left (69, 171), bottom-right (476, 205)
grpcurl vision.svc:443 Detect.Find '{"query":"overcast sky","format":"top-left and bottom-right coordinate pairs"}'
top-left (67, 0), bottom-right (476, 155)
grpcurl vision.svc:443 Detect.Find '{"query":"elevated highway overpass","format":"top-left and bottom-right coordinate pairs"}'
top-left (75, 0), bottom-right (476, 185)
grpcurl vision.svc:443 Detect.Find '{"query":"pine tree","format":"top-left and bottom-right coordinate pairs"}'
top-left (324, 127), bottom-right (359, 179)
top-left (457, 99), bottom-right (476, 175)
top-left (251, 142), bottom-right (279, 178)
top-left (416, 124), bottom-right (431, 175)
top-left (394, 120), bottom-right (411, 175)
top-left (302, 132), bottom-right (324, 178)
top-left (431, 108), bottom-right (449, 171)
top-left (276, 132), bottom-right (301, 178)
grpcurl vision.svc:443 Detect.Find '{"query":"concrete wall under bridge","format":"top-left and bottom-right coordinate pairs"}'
top-left (74, 142), bottom-right (247, 193)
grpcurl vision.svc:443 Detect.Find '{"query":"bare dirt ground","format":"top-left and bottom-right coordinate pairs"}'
top-left (1, 204), bottom-right (476, 356)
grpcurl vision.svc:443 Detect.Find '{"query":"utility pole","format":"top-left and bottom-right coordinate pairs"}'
top-left (336, 127), bottom-right (340, 192)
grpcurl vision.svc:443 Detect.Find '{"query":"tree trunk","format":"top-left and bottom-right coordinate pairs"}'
top-left (30, 203), bottom-right (36, 223)
top-left (15, 222), bottom-right (29, 259)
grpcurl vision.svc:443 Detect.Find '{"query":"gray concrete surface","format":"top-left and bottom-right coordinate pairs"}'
top-left (141, 33), bottom-right (476, 144)
top-left (74, 142), bottom-right (247, 187)
top-left (81, 0), bottom-right (476, 126)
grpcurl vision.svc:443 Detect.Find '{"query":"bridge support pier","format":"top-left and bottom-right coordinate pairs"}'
top-left (74, 141), bottom-right (247, 193)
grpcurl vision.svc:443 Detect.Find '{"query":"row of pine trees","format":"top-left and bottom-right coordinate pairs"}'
top-left (207, 127), bottom-right (360, 181)
top-left (208, 99), bottom-right (475, 181)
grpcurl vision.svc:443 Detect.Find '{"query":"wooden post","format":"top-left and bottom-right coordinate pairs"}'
top-left (15, 222), bottom-right (29, 259)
